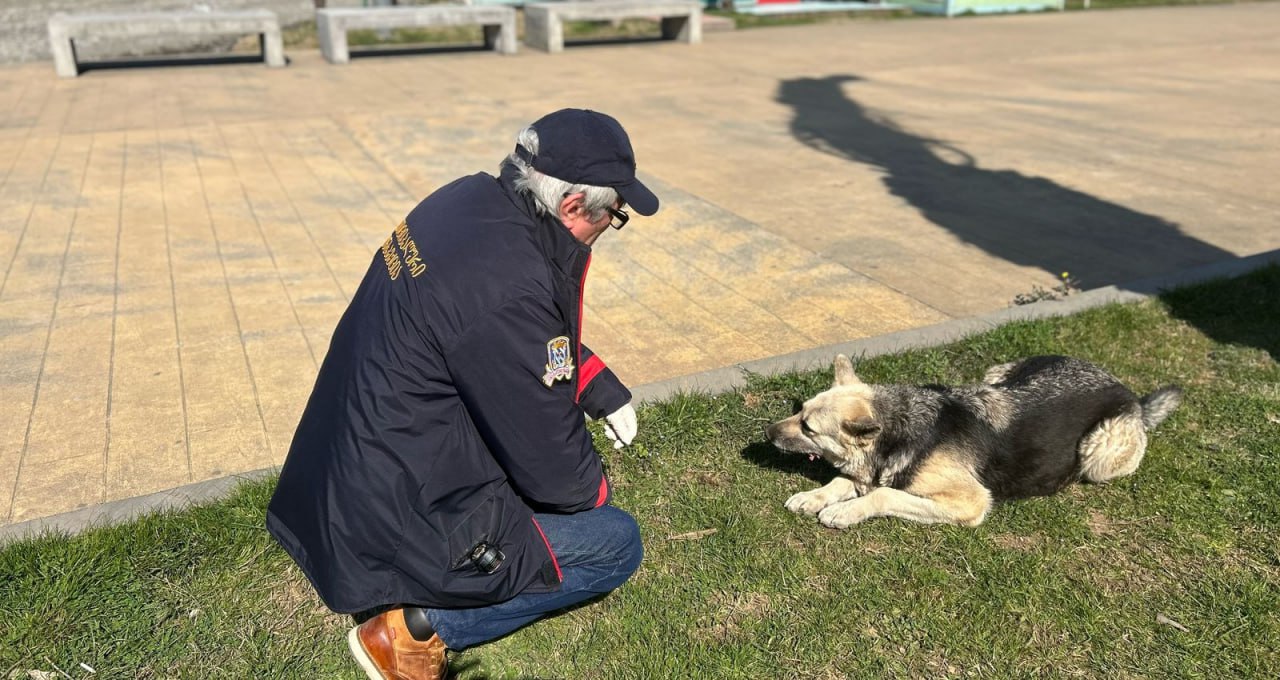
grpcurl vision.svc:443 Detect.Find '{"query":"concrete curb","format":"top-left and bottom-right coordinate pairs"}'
top-left (0, 468), bottom-right (278, 545)
top-left (3, 249), bottom-right (1277, 545)
top-left (630, 249), bottom-right (1280, 403)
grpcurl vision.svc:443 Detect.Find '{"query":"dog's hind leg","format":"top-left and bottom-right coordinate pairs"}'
top-left (1078, 407), bottom-right (1148, 483)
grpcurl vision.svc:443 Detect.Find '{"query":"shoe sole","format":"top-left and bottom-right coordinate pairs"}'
top-left (347, 626), bottom-right (387, 680)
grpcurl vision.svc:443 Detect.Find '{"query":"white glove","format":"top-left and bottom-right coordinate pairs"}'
top-left (603, 402), bottom-right (637, 450)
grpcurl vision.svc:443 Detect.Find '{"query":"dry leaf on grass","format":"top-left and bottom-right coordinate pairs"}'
top-left (667, 528), bottom-right (717, 541)
top-left (1156, 613), bottom-right (1190, 632)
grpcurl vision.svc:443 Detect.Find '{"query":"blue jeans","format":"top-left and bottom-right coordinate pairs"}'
top-left (426, 504), bottom-right (643, 651)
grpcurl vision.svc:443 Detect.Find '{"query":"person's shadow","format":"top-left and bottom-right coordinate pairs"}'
top-left (776, 75), bottom-right (1235, 290)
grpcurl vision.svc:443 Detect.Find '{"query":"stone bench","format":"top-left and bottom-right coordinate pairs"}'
top-left (523, 0), bottom-right (702, 54)
top-left (316, 6), bottom-right (518, 64)
top-left (46, 9), bottom-right (285, 78)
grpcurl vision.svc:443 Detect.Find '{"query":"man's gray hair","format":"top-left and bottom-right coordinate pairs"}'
top-left (504, 126), bottom-right (619, 220)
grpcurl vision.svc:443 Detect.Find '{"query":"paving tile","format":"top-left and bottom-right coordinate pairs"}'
top-left (9, 452), bottom-right (106, 523)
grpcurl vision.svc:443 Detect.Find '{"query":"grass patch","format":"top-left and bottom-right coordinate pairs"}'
top-left (3, 265), bottom-right (1278, 678)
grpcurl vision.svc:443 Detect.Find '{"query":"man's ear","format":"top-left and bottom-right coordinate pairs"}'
top-left (833, 354), bottom-right (863, 387)
top-left (558, 192), bottom-right (584, 223)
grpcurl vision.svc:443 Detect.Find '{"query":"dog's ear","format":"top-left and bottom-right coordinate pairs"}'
top-left (842, 416), bottom-right (880, 443)
top-left (833, 354), bottom-right (863, 387)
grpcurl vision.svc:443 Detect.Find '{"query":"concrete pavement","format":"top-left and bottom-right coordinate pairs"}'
top-left (1, 4), bottom-right (1277, 528)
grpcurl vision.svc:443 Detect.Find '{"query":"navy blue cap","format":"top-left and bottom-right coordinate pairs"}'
top-left (515, 109), bottom-right (659, 216)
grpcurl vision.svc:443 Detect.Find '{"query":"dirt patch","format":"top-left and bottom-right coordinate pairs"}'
top-left (696, 590), bottom-right (773, 642)
top-left (696, 469), bottom-right (730, 488)
top-left (1086, 509), bottom-right (1118, 536)
top-left (990, 533), bottom-right (1043, 551)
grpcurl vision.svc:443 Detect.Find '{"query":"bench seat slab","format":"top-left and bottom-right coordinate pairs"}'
top-left (316, 6), bottom-right (518, 63)
top-left (47, 10), bottom-right (284, 77)
top-left (524, 1), bottom-right (703, 53)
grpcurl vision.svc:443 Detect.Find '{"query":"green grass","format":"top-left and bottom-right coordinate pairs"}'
top-left (3, 265), bottom-right (1278, 679)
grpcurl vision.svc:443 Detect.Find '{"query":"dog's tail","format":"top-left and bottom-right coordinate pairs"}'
top-left (1139, 386), bottom-right (1183, 430)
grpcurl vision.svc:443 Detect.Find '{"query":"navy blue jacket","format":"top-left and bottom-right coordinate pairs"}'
top-left (267, 166), bottom-right (631, 613)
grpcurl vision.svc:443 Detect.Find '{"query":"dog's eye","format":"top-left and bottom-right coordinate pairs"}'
top-left (800, 419), bottom-right (814, 435)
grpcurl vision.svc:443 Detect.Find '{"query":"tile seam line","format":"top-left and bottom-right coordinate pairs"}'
top-left (160, 127), bottom-right (194, 481)
top-left (216, 122), bottom-right (319, 369)
top-left (304, 117), bottom-right (413, 250)
top-left (0, 65), bottom-right (55, 192)
top-left (6, 132), bottom-right (96, 525)
top-left (604, 248), bottom-right (782, 360)
top-left (0, 81), bottom-right (77, 300)
top-left (627, 220), bottom-right (824, 348)
top-left (247, 122), bottom-right (353, 309)
top-left (193, 122), bottom-right (275, 463)
top-left (641, 174), bottom-right (951, 322)
top-left (330, 116), bottom-right (416, 202)
top-left (102, 131), bottom-right (127, 504)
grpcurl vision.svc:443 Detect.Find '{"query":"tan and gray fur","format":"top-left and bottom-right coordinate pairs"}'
top-left (766, 355), bottom-right (1182, 529)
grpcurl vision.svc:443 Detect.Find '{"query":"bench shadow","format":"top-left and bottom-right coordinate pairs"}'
top-left (348, 43), bottom-right (497, 59)
top-left (562, 35), bottom-right (666, 49)
top-left (76, 52), bottom-right (277, 74)
top-left (776, 74), bottom-right (1237, 291)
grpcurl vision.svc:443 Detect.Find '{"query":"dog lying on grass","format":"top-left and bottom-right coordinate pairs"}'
top-left (766, 355), bottom-right (1182, 528)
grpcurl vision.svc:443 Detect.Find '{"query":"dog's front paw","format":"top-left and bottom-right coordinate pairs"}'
top-left (785, 488), bottom-right (833, 516)
top-left (817, 500), bottom-right (872, 529)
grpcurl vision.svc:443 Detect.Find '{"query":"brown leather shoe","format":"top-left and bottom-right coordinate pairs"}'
top-left (348, 608), bottom-right (448, 680)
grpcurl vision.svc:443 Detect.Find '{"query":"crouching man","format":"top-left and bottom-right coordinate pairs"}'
top-left (267, 109), bottom-right (658, 679)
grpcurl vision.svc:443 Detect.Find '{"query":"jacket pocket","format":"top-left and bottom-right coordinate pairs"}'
top-left (444, 489), bottom-right (507, 573)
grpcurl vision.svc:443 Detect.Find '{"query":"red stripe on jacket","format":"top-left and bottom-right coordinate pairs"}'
top-left (593, 474), bottom-right (609, 508)
top-left (573, 254), bottom-right (591, 404)
top-left (576, 355), bottom-right (606, 402)
top-left (531, 517), bottom-right (563, 583)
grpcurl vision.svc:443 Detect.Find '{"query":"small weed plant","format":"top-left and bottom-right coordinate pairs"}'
top-left (1011, 271), bottom-right (1082, 305)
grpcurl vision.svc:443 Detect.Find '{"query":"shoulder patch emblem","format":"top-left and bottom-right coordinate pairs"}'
top-left (541, 336), bottom-right (575, 387)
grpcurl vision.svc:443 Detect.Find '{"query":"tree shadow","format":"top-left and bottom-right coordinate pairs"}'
top-left (776, 75), bottom-right (1236, 290)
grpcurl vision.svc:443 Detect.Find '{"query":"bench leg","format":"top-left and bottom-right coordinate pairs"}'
top-left (661, 11), bottom-right (702, 45)
top-left (317, 18), bottom-right (349, 64)
top-left (48, 25), bottom-right (78, 77)
top-left (523, 9), bottom-right (562, 53)
top-left (484, 19), bottom-right (517, 55)
top-left (261, 27), bottom-right (286, 67)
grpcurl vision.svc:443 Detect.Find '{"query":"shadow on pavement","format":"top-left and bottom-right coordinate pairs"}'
top-left (776, 75), bottom-right (1235, 291)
